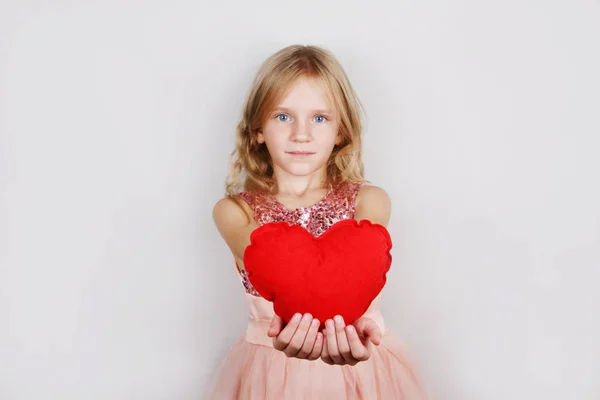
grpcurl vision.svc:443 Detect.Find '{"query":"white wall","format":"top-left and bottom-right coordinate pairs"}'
top-left (1, 1), bottom-right (599, 399)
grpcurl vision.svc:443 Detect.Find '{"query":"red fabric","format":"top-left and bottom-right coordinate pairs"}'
top-left (243, 219), bottom-right (392, 330)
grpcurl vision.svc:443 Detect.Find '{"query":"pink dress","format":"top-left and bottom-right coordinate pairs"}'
top-left (208, 181), bottom-right (429, 399)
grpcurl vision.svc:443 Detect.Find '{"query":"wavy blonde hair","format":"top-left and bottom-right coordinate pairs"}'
top-left (225, 44), bottom-right (367, 195)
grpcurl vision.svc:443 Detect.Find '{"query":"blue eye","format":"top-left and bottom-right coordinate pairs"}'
top-left (276, 114), bottom-right (289, 122)
top-left (314, 115), bottom-right (327, 123)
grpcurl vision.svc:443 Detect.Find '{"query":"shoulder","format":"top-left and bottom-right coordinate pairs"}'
top-left (212, 195), bottom-right (253, 229)
top-left (355, 184), bottom-right (391, 211)
top-left (354, 184), bottom-right (391, 227)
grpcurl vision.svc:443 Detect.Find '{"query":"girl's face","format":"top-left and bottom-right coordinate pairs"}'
top-left (257, 78), bottom-right (341, 181)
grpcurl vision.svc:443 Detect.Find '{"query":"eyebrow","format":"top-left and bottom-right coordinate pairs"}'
top-left (273, 106), bottom-right (333, 114)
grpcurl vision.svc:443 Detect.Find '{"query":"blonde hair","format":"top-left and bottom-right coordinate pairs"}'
top-left (225, 44), bottom-right (366, 195)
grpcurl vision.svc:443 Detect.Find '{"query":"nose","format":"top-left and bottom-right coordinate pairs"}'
top-left (291, 120), bottom-right (311, 142)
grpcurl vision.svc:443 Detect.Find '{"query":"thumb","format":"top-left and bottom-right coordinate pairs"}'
top-left (365, 323), bottom-right (382, 346)
top-left (356, 318), bottom-right (382, 346)
top-left (267, 315), bottom-right (284, 337)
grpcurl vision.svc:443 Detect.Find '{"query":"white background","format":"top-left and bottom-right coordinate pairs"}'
top-left (1, 1), bottom-right (599, 399)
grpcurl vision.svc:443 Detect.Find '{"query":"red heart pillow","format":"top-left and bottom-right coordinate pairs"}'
top-left (243, 219), bottom-right (392, 330)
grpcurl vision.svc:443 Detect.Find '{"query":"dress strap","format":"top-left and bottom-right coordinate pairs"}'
top-left (235, 191), bottom-right (256, 212)
top-left (341, 180), bottom-right (366, 219)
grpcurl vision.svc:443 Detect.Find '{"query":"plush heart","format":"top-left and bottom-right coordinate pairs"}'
top-left (243, 218), bottom-right (392, 330)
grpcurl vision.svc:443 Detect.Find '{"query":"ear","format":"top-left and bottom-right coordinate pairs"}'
top-left (335, 132), bottom-right (342, 146)
top-left (257, 130), bottom-right (265, 144)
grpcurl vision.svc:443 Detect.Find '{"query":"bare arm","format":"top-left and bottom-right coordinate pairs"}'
top-left (354, 184), bottom-right (391, 316)
top-left (354, 184), bottom-right (391, 227)
top-left (212, 196), bottom-right (258, 269)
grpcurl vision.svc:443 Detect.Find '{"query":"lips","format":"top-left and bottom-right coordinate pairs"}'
top-left (287, 151), bottom-right (315, 155)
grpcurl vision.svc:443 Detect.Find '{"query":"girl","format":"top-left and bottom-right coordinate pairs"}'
top-left (209, 45), bottom-right (429, 399)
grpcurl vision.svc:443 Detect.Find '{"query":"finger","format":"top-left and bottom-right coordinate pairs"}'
top-left (284, 313), bottom-right (313, 357)
top-left (346, 325), bottom-right (370, 362)
top-left (308, 331), bottom-right (324, 361)
top-left (334, 316), bottom-right (353, 363)
top-left (320, 332), bottom-right (334, 365)
top-left (298, 318), bottom-right (320, 359)
top-left (268, 314), bottom-right (284, 338)
top-left (273, 313), bottom-right (301, 351)
top-left (325, 319), bottom-right (344, 365)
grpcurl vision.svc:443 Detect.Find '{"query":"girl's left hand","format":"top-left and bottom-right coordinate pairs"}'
top-left (320, 315), bottom-right (382, 366)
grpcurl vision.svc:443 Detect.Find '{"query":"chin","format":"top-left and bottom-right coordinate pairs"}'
top-left (279, 163), bottom-right (324, 177)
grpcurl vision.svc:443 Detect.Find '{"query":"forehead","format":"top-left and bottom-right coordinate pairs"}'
top-left (276, 77), bottom-right (335, 110)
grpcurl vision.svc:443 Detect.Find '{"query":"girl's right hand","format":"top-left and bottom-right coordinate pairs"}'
top-left (268, 313), bottom-right (323, 360)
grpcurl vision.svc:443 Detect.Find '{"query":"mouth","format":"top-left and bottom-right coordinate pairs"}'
top-left (287, 151), bottom-right (315, 156)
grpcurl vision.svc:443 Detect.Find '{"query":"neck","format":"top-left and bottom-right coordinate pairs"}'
top-left (272, 168), bottom-right (328, 197)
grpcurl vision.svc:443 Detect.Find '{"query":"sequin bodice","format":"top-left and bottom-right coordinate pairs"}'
top-left (235, 180), bottom-right (365, 297)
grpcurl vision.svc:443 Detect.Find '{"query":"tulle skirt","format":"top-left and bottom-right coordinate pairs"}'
top-left (207, 331), bottom-right (429, 399)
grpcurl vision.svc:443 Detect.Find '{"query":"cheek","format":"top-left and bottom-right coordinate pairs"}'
top-left (262, 129), bottom-right (287, 153)
top-left (319, 125), bottom-right (340, 146)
